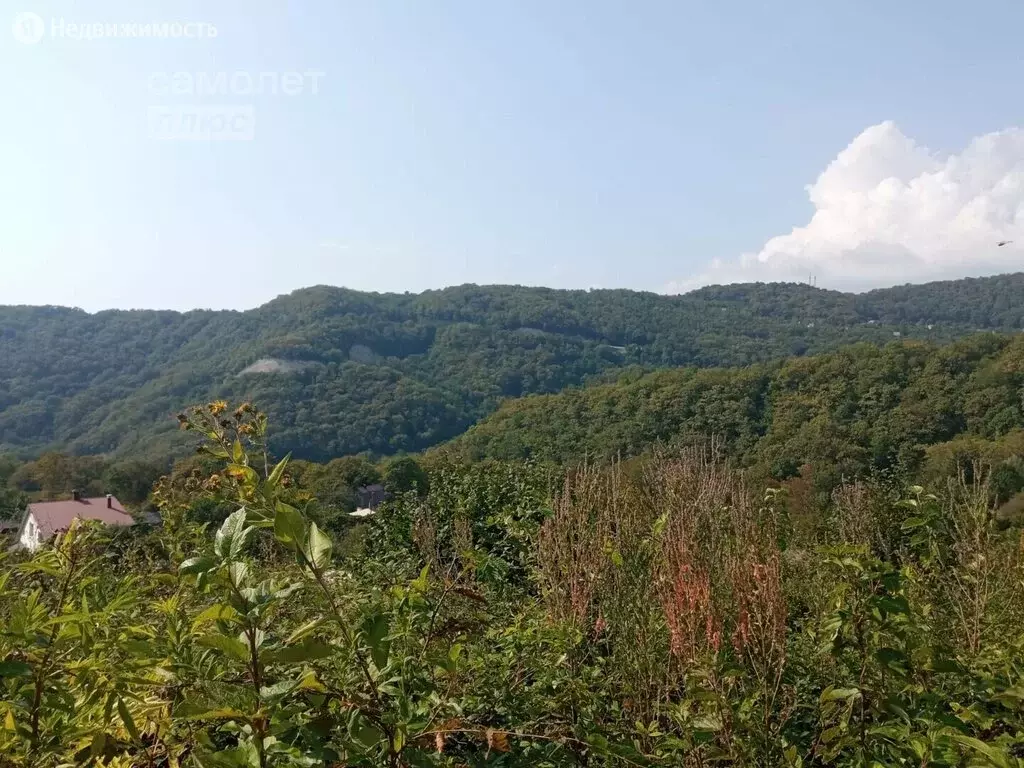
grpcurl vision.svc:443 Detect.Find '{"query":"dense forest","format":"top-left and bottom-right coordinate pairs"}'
top-left (440, 334), bottom-right (1024, 500)
top-left (4, 402), bottom-right (1024, 766)
top-left (2, 274), bottom-right (1023, 462)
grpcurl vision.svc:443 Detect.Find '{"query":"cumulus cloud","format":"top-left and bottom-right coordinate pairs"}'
top-left (668, 121), bottom-right (1024, 292)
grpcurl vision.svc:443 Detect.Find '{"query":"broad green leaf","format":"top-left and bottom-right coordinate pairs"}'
top-left (362, 613), bottom-right (390, 669)
top-left (198, 634), bottom-right (250, 663)
top-left (267, 454), bottom-right (291, 488)
top-left (117, 697), bottom-right (141, 742)
top-left (306, 521), bottom-right (332, 570)
top-left (875, 596), bottom-right (910, 616)
top-left (0, 660), bottom-right (32, 678)
top-left (180, 556), bottom-right (217, 576)
top-left (202, 444), bottom-right (231, 461)
top-left (262, 639), bottom-right (335, 664)
top-left (297, 672), bottom-right (326, 692)
top-left (354, 721), bottom-right (385, 749)
top-left (274, 502), bottom-right (305, 550)
top-left (820, 686), bottom-right (861, 702)
top-left (90, 730), bottom-right (106, 757)
top-left (412, 564), bottom-right (430, 593)
top-left (947, 733), bottom-right (1011, 768)
top-left (285, 618), bottom-right (324, 645)
top-left (875, 647), bottom-right (909, 669)
top-left (175, 703), bottom-right (249, 721)
top-left (228, 562), bottom-right (249, 588)
top-left (231, 525), bottom-right (255, 560)
top-left (216, 509), bottom-right (247, 559)
top-left (260, 679), bottom-right (296, 699)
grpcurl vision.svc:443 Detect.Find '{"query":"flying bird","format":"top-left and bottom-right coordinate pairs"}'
top-left (997, 240), bottom-right (1013, 247)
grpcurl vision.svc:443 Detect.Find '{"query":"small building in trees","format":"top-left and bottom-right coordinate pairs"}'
top-left (16, 491), bottom-right (134, 551)
top-left (356, 484), bottom-right (388, 511)
top-left (349, 484), bottom-right (389, 519)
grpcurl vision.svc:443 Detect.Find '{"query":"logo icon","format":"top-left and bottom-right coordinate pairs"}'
top-left (12, 12), bottom-right (45, 44)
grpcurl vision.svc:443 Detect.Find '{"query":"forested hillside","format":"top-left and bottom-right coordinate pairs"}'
top-left (2, 274), bottom-right (1023, 461)
top-left (440, 334), bottom-right (1024, 493)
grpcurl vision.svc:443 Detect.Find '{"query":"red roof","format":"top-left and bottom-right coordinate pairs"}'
top-left (26, 496), bottom-right (134, 540)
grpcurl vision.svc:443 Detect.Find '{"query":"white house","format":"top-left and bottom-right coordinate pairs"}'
top-left (17, 491), bottom-right (134, 551)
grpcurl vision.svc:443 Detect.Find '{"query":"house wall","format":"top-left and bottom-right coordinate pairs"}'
top-left (19, 512), bottom-right (41, 551)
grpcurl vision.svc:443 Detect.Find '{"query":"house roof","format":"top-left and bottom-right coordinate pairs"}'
top-left (25, 496), bottom-right (134, 540)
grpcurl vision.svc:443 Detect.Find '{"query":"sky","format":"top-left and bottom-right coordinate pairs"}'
top-left (2, 0), bottom-right (1024, 312)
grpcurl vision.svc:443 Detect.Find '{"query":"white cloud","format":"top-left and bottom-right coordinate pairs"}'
top-left (667, 121), bottom-right (1024, 292)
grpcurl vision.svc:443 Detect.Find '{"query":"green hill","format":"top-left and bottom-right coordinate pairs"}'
top-left (438, 333), bottom-right (1024, 486)
top-left (2, 274), bottom-right (1023, 461)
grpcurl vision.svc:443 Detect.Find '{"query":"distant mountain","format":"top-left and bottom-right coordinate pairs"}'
top-left (1, 274), bottom-right (1023, 461)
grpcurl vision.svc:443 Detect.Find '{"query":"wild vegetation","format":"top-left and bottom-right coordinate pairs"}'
top-left (0, 448), bottom-right (427, 536)
top-left (3, 402), bottom-right (1024, 766)
top-left (2, 275), bottom-right (1023, 462)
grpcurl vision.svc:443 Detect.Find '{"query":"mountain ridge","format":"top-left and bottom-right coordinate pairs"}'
top-left (2, 273), bottom-right (1022, 461)
top-left (8, 269), bottom-right (1024, 317)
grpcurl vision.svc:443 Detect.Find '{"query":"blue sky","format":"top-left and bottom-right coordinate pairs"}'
top-left (2, 0), bottom-right (1024, 311)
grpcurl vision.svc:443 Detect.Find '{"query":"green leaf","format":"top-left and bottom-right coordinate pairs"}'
top-left (947, 733), bottom-right (1011, 768)
top-left (875, 596), bottom-right (910, 616)
top-left (228, 562), bottom-right (249, 588)
top-left (297, 672), bottom-right (326, 692)
top-left (231, 526), bottom-right (255, 560)
top-left (362, 613), bottom-right (390, 669)
top-left (274, 502), bottom-right (305, 550)
top-left (355, 722), bottom-right (385, 750)
top-left (90, 730), bottom-right (107, 757)
top-left (175, 703), bottom-right (249, 721)
top-left (216, 509), bottom-right (248, 559)
top-left (285, 618), bottom-right (324, 645)
top-left (875, 647), bottom-right (909, 669)
top-left (0, 660), bottom-right (32, 678)
top-left (262, 639), bottom-right (335, 665)
top-left (306, 521), bottom-right (332, 570)
top-left (412, 564), bottom-right (430, 593)
top-left (267, 454), bottom-right (291, 489)
top-left (260, 679), bottom-right (297, 699)
top-left (232, 439), bottom-right (244, 464)
top-left (117, 698), bottom-right (141, 742)
top-left (180, 556), bottom-right (217, 576)
top-left (123, 640), bottom-right (157, 655)
top-left (820, 686), bottom-right (861, 702)
top-left (198, 634), bottom-right (250, 663)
